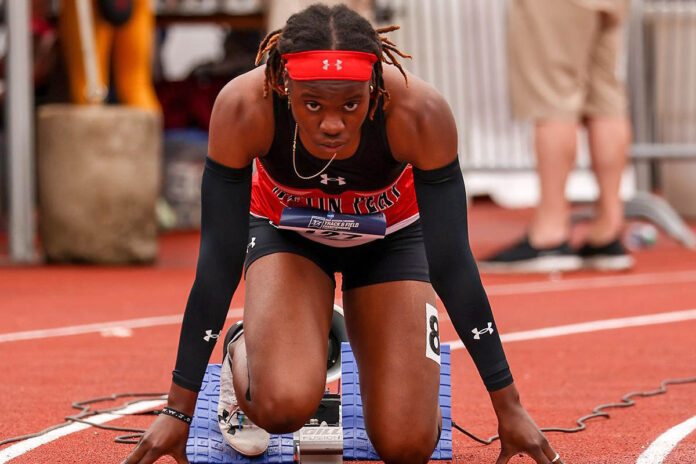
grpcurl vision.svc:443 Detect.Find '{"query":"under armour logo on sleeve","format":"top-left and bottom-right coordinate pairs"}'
top-left (471, 322), bottom-right (494, 340)
top-left (203, 330), bottom-right (220, 342)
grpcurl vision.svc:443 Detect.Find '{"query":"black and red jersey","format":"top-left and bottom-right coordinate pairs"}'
top-left (250, 93), bottom-right (420, 246)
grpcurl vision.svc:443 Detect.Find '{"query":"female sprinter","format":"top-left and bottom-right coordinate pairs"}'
top-left (122, 5), bottom-right (563, 464)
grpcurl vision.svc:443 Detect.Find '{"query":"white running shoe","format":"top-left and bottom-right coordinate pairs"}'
top-left (217, 322), bottom-right (270, 457)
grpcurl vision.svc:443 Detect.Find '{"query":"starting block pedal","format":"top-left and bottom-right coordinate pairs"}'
top-left (341, 342), bottom-right (452, 460)
top-left (186, 344), bottom-right (452, 463)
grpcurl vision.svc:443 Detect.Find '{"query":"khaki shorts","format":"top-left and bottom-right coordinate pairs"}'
top-left (507, 0), bottom-right (629, 121)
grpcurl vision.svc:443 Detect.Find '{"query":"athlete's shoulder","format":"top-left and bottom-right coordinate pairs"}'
top-left (208, 66), bottom-right (275, 167)
top-left (382, 67), bottom-right (458, 169)
top-left (382, 66), bottom-right (445, 116)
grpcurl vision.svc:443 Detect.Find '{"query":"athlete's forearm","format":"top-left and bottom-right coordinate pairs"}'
top-left (171, 157), bottom-right (252, 392)
top-left (489, 382), bottom-right (522, 414)
top-left (413, 157), bottom-right (513, 391)
top-left (166, 381), bottom-right (200, 416)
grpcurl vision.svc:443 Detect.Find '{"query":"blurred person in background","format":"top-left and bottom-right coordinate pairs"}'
top-left (481, 0), bottom-right (634, 273)
top-left (59, 0), bottom-right (161, 111)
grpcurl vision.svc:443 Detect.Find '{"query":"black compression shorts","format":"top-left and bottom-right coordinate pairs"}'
top-left (244, 216), bottom-right (430, 291)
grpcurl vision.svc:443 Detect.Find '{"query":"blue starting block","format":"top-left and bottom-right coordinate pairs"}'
top-left (341, 343), bottom-right (452, 460)
top-left (186, 344), bottom-right (452, 463)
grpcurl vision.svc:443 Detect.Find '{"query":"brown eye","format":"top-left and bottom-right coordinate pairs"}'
top-left (305, 102), bottom-right (321, 112)
top-left (344, 102), bottom-right (359, 112)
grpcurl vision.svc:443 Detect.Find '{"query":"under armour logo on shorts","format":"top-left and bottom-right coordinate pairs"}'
top-left (471, 322), bottom-right (494, 340)
top-left (323, 59), bottom-right (342, 71)
top-left (247, 237), bottom-right (256, 252)
top-left (203, 329), bottom-right (220, 342)
top-left (320, 174), bottom-right (346, 185)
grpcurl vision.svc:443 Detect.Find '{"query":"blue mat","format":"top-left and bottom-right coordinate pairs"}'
top-left (341, 343), bottom-right (452, 460)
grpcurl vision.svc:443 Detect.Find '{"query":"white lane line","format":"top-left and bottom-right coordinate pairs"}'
top-left (0, 399), bottom-right (166, 463)
top-left (445, 308), bottom-right (696, 350)
top-left (2, 270), bottom-right (694, 344)
top-left (0, 308), bottom-right (243, 344)
top-left (484, 270), bottom-right (696, 296)
top-left (635, 415), bottom-right (696, 464)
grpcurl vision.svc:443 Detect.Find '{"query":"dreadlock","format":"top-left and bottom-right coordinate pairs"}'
top-left (254, 4), bottom-right (412, 120)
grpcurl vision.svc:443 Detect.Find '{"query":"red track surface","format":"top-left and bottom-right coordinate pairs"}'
top-left (1, 202), bottom-right (695, 463)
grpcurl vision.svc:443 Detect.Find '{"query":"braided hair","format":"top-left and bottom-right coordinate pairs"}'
top-left (255, 4), bottom-right (412, 120)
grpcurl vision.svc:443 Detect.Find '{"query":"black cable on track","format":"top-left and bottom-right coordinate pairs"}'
top-left (0, 392), bottom-right (166, 447)
top-left (453, 376), bottom-right (696, 445)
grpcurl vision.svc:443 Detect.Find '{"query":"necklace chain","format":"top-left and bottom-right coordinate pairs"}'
top-left (292, 123), bottom-right (338, 180)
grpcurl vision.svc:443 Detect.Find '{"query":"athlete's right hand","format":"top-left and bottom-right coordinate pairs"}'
top-left (121, 414), bottom-right (190, 464)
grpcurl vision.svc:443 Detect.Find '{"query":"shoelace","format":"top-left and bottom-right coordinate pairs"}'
top-left (220, 407), bottom-right (246, 433)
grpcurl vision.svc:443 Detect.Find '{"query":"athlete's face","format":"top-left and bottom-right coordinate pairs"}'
top-left (287, 79), bottom-right (371, 159)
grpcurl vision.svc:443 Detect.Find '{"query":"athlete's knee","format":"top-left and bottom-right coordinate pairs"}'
top-left (369, 424), bottom-right (438, 464)
top-left (373, 439), bottom-right (436, 464)
top-left (250, 385), bottom-right (321, 433)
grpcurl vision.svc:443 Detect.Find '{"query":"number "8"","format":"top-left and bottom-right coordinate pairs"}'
top-left (429, 315), bottom-right (440, 356)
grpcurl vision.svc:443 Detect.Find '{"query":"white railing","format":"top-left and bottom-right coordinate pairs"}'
top-left (378, 0), bottom-right (536, 170)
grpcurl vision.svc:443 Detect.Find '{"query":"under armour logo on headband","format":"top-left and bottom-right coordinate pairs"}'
top-left (283, 50), bottom-right (376, 81)
top-left (323, 59), bottom-right (343, 71)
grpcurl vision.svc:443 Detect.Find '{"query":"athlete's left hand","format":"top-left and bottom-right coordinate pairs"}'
top-left (490, 383), bottom-right (563, 464)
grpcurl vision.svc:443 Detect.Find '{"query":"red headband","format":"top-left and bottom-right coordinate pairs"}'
top-left (282, 50), bottom-right (377, 81)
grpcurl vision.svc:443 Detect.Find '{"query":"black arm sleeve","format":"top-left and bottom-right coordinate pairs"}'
top-left (413, 157), bottom-right (513, 391)
top-left (171, 157), bottom-right (252, 392)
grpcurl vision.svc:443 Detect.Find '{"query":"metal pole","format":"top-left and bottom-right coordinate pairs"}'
top-left (627, 0), bottom-right (652, 191)
top-left (6, 0), bottom-right (37, 263)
